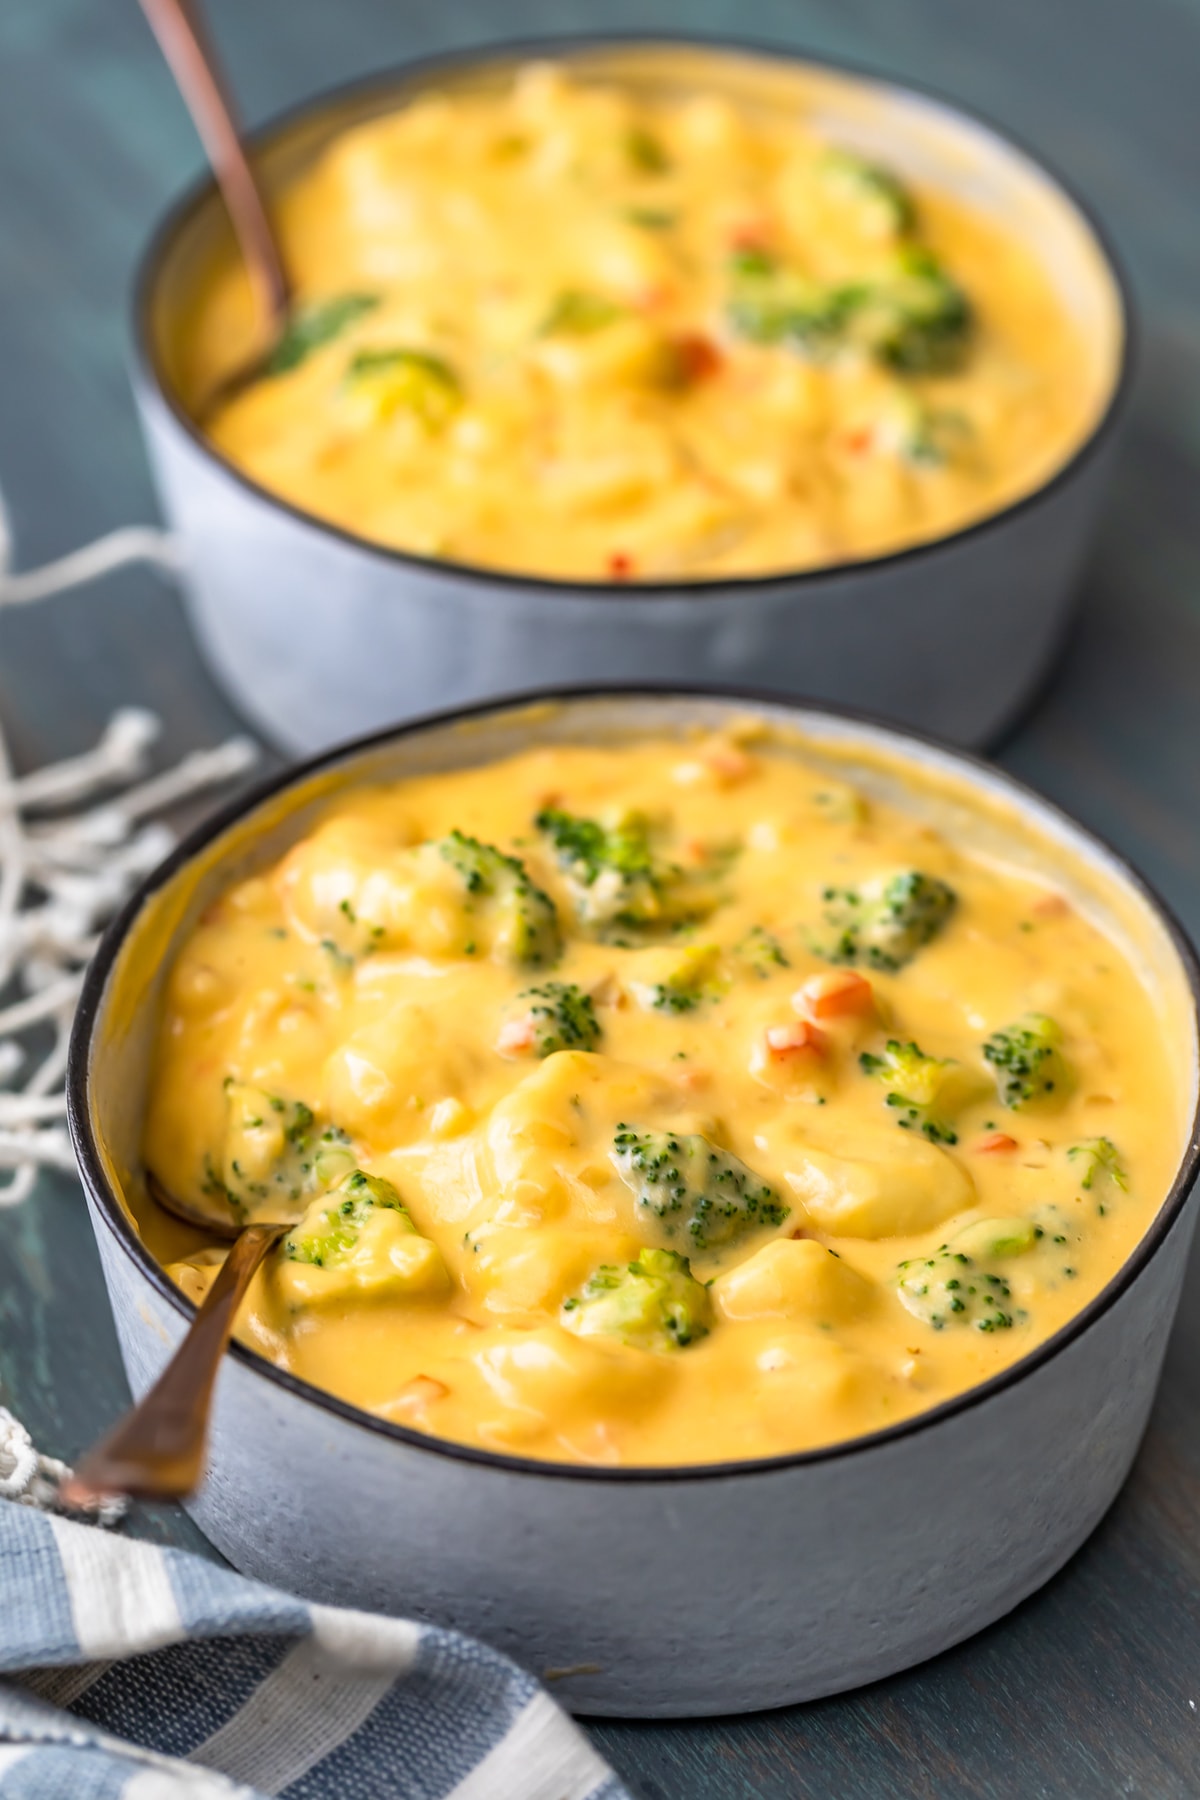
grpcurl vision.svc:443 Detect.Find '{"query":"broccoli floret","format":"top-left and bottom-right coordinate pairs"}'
top-left (279, 1168), bottom-right (448, 1302)
top-left (953, 1217), bottom-right (1043, 1261)
top-left (312, 1129), bottom-right (357, 1191)
top-left (437, 829), bottom-right (561, 966)
top-left (612, 1125), bottom-right (789, 1252)
top-left (726, 248), bottom-right (861, 354)
top-left (895, 1214), bottom-right (1041, 1330)
top-left (626, 126), bottom-right (672, 175)
top-left (540, 290), bottom-right (624, 336)
top-left (1029, 1201), bottom-right (1084, 1266)
top-left (816, 870), bottom-right (957, 972)
top-left (629, 944), bottom-right (722, 1014)
top-left (886, 394), bottom-right (974, 468)
top-left (213, 1084), bottom-right (348, 1220)
top-left (725, 244), bottom-right (972, 375)
top-left (859, 1039), bottom-right (977, 1144)
top-left (736, 925), bottom-right (791, 979)
top-left (820, 148), bottom-right (916, 235)
top-left (849, 248), bottom-right (973, 373)
top-left (983, 1014), bottom-right (1068, 1109)
top-left (264, 292), bottom-right (380, 375)
top-left (811, 782), bottom-right (869, 825)
top-left (894, 1245), bottom-right (1018, 1332)
top-left (1068, 1137), bottom-right (1127, 1192)
top-left (562, 1247), bottom-right (712, 1352)
top-left (517, 982), bottom-right (601, 1056)
top-left (283, 1169), bottom-right (408, 1267)
top-left (343, 347), bottom-right (461, 427)
top-left (647, 979), bottom-right (705, 1014)
top-left (535, 806), bottom-right (692, 932)
top-left (625, 206), bottom-right (677, 231)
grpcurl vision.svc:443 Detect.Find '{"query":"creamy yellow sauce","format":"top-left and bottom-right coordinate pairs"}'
top-left (142, 726), bottom-right (1182, 1467)
top-left (184, 63), bottom-right (1099, 581)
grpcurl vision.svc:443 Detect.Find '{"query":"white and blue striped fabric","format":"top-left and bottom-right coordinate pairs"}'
top-left (0, 1504), bottom-right (630, 1799)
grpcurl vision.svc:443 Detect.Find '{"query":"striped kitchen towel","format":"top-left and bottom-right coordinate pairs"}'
top-left (0, 1503), bottom-right (630, 1799)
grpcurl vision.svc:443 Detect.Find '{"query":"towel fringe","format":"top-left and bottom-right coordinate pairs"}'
top-left (0, 493), bottom-right (257, 1525)
top-left (0, 1405), bottom-right (125, 1525)
top-left (0, 496), bottom-right (258, 1202)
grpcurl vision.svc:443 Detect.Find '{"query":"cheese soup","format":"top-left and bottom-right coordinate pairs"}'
top-left (142, 725), bottom-right (1180, 1466)
top-left (182, 63), bottom-right (1100, 581)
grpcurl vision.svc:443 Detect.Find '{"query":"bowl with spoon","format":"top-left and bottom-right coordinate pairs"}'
top-left (65, 686), bottom-right (1200, 1714)
top-left (131, 10), bottom-right (1132, 752)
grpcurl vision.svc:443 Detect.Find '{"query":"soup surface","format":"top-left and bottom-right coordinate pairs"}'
top-left (185, 62), bottom-right (1102, 581)
top-left (142, 724), bottom-right (1182, 1466)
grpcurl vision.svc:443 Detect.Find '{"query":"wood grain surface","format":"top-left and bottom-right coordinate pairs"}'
top-left (1, 2), bottom-right (1199, 1794)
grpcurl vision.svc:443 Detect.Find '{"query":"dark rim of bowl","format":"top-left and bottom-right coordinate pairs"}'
top-left (68, 683), bottom-right (1200, 1486)
top-left (131, 31), bottom-right (1137, 603)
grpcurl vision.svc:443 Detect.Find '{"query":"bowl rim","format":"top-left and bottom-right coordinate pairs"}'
top-left (131, 29), bottom-right (1137, 602)
top-left (68, 682), bottom-right (1200, 1485)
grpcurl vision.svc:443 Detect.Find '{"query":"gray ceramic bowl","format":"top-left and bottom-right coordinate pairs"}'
top-left (132, 38), bottom-right (1132, 756)
top-left (68, 689), bottom-right (1200, 1717)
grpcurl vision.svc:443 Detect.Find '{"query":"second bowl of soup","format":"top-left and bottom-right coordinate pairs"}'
top-left (135, 39), bottom-right (1128, 751)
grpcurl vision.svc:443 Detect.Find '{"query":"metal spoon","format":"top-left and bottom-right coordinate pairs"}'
top-left (139, 0), bottom-right (291, 405)
top-left (60, 1176), bottom-right (286, 1507)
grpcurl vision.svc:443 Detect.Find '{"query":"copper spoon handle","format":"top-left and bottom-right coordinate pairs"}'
top-left (139, 0), bottom-right (290, 332)
top-left (61, 1223), bottom-right (285, 1506)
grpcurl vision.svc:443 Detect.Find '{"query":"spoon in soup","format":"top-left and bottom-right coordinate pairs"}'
top-left (138, 0), bottom-right (293, 406)
top-left (61, 1176), bottom-right (287, 1507)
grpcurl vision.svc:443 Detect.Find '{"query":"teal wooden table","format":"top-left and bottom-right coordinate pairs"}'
top-left (3, 2), bottom-right (1200, 1794)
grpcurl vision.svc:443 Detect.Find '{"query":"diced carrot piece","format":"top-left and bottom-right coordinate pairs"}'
top-left (765, 1020), bottom-right (827, 1059)
top-left (638, 282), bottom-right (676, 312)
top-left (795, 970), bottom-right (875, 1021)
top-left (702, 743), bottom-right (755, 783)
top-left (975, 1131), bottom-right (1019, 1154)
top-left (1032, 892), bottom-right (1071, 919)
top-left (496, 1016), bottom-right (537, 1055)
top-left (662, 331), bottom-right (723, 387)
top-left (607, 551), bottom-right (635, 581)
top-left (842, 425), bottom-right (875, 457)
